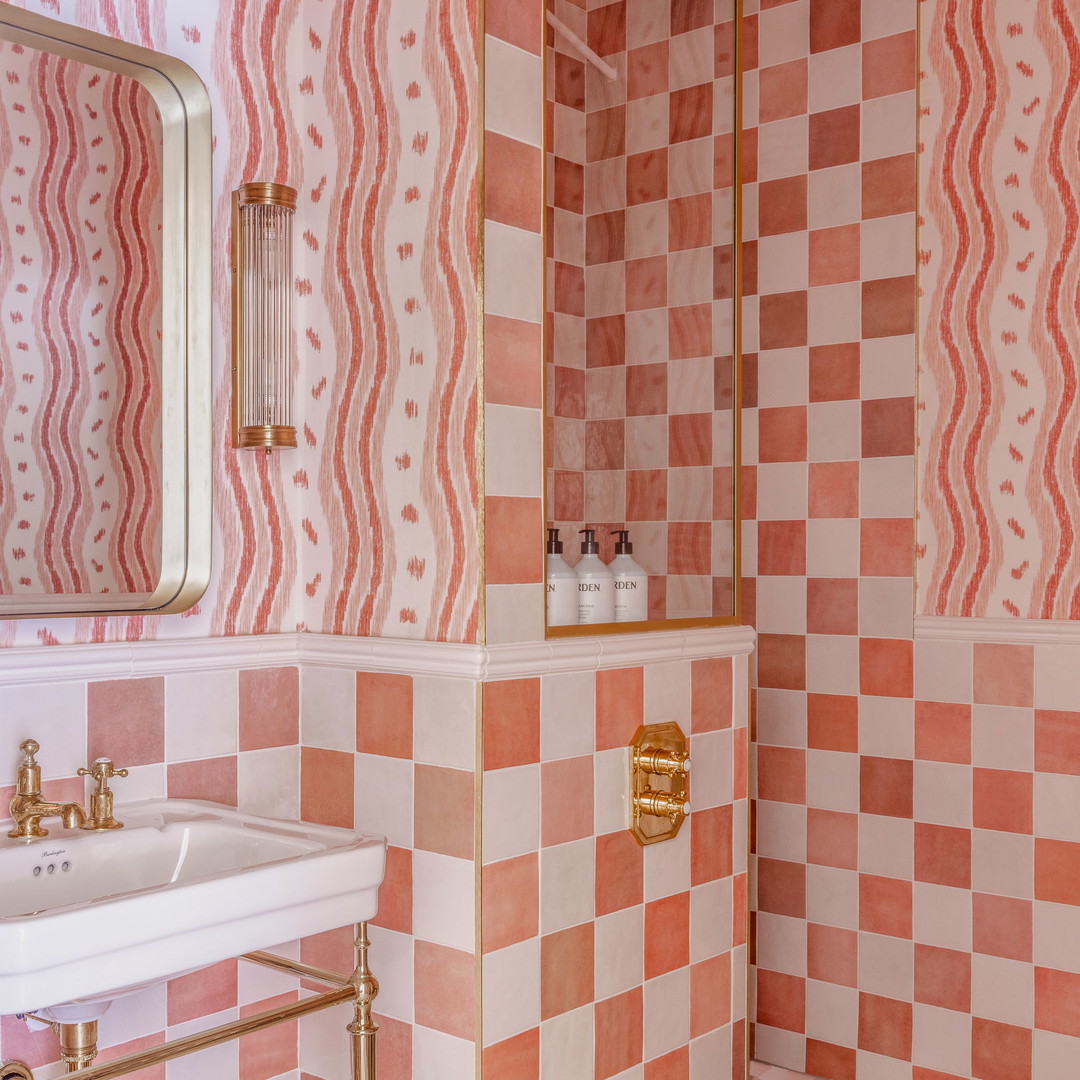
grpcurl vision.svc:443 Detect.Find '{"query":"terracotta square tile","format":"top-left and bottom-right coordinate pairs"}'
top-left (759, 406), bottom-right (808, 463)
top-left (860, 756), bottom-right (913, 818)
top-left (595, 986), bottom-right (643, 1079)
top-left (669, 304), bottom-right (713, 360)
top-left (759, 58), bottom-right (808, 124)
top-left (627, 148), bottom-right (669, 205)
top-left (692, 804), bottom-right (734, 884)
top-left (597, 829), bottom-right (644, 914)
top-left (627, 40), bottom-right (669, 100)
top-left (672, 0), bottom-right (711, 35)
top-left (759, 291), bottom-right (808, 350)
top-left (756, 633), bottom-right (807, 691)
top-left (670, 83), bottom-right (712, 143)
top-left (757, 745), bottom-right (806, 804)
top-left (862, 276), bottom-right (917, 338)
top-left (542, 755), bottom-right (593, 846)
top-left (302, 924), bottom-right (356, 976)
top-left (1035, 838), bottom-right (1080, 906)
top-left (356, 672), bottom-right (413, 758)
top-left (669, 412), bottom-right (713, 466)
top-left (626, 258), bottom-right (668, 313)
top-left (372, 845), bottom-right (412, 934)
top-left (414, 764), bottom-right (474, 860)
top-left (586, 314), bottom-right (626, 367)
top-left (809, 223), bottom-right (860, 287)
top-left (758, 520), bottom-right (807, 576)
top-left (861, 874), bottom-right (914, 938)
top-left (486, 497), bottom-right (543, 584)
top-left (691, 657), bottom-right (733, 733)
top-left (88, 676), bottom-right (165, 766)
top-left (973, 893), bottom-right (1032, 962)
top-left (486, 132), bottom-right (541, 231)
top-left (741, 241), bottom-right (759, 299)
top-left (863, 31), bottom-right (917, 99)
top-left (914, 944), bottom-right (971, 1013)
top-left (555, 365), bottom-right (586, 419)
top-left (860, 518), bottom-right (914, 578)
top-left (714, 244), bottom-right (735, 300)
top-left (482, 853), bottom-right (539, 953)
top-left (806, 577), bottom-right (858, 635)
top-left (757, 969), bottom-right (806, 1033)
top-left (586, 211), bottom-right (626, 265)
top-left (806, 1041), bottom-right (856, 1080)
top-left (862, 397), bottom-right (915, 457)
top-left (627, 469), bottom-right (668, 520)
top-left (237, 668), bottom-right (298, 753)
top-left (484, 1027), bottom-right (540, 1080)
top-left (371, 1015), bottom-right (411, 1079)
top-left (587, 105), bottom-right (626, 162)
top-left (588, 0), bottom-right (626, 55)
top-left (668, 521), bottom-right (712, 575)
top-left (168, 959), bottom-right (237, 1025)
top-left (585, 417), bottom-right (625, 470)
top-left (554, 53), bottom-right (586, 110)
top-left (808, 923), bottom-right (857, 986)
top-left (915, 822), bottom-right (971, 890)
top-left (741, 11), bottom-right (759, 71)
top-left (757, 856), bottom-right (806, 918)
top-left (858, 992), bottom-right (911, 1061)
top-left (486, 316), bottom-right (542, 408)
top-left (301, 747), bottom-right (354, 829)
top-left (914, 701), bottom-right (971, 764)
top-left (414, 941), bottom-right (475, 1040)
top-left (1035, 710), bottom-right (1080, 774)
top-left (809, 106), bottom-right (860, 171)
top-left (973, 768), bottom-right (1032, 834)
top-left (860, 638), bottom-right (914, 698)
top-left (646, 1046), bottom-right (690, 1080)
top-left (863, 154), bottom-right (917, 219)
top-left (554, 472), bottom-right (585, 520)
top-left (759, 175), bottom-right (808, 237)
top-left (690, 952), bottom-right (731, 1037)
top-left (554, 157), bottom-right (585, 215)
top-left (240, 992), bottom-right (298, 1080)
top-left (810, 0), bottom-right (860, 53)
top-left (645, 891), bottom-right (690, 979)
top-left (807, 808), bottom-right (858, 869)
top-left (1035, 967), bottom-right (1080, 1037)
top-left (167, 756), bottom-right (237, 806)
top-left (596, 666), bottom-right (644, 750)
top-left (809, 461), bottom-right (859, 518)
top-left (715, 18), bottom-right (736, 80)
top-left (807, 693), bottom-right (859, 752)
top-left (541, 921), bottom-right (595, 1019)
top-left (809, 342), bottom-right (860, 402)
top-left (669, 193), bottom-right (712, 251)
top-left (554, 262), bottom-right (586, 317)
top-left (488, 0), bottom-right (541, 53)
top-left (973, 644), bottom-right (1034, 708)
top-left (484, 678), bottom-right (541, 770)
top-left (626, 365), bottom-right (668, 418)
top-left (971, 1018), bottom-right (1032, 1080)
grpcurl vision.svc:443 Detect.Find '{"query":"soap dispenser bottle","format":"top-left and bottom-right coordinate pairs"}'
top-left (545, 528), bottom-right (578, 627)
top-left (610, 530), bottom-right (648, 622)
top-left (576, 528), bottom-right (615, 624)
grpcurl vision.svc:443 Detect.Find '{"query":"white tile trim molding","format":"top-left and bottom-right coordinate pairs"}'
top-left (915, 615), bottom-right (1080, 645)
top-left (0, 627), bottom-right (755, 685)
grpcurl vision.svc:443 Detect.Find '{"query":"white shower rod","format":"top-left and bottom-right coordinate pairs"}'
top-left (546, 10), bottom-right (618, 80)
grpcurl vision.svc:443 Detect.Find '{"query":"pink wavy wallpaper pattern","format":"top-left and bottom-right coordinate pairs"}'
top-left (919, 0), bottom-right (1080, 620)
top-left (0, 43), bottom-right (163, 598)
top-left (0, 0), bottom-right (478, 646)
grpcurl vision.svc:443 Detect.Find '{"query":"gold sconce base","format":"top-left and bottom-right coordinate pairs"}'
top-left (630, 722), bottom-right (691, 846)
top-left (235, 424), bottom-right (298, 452)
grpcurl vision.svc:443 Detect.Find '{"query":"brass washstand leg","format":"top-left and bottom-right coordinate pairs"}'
top-left (58, 1021), bottom-right (98, 1072)
top-left (347, 922), bottom-right (379, 1080)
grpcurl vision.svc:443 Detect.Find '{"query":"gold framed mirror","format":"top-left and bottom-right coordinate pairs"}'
top-left (0, 3), bottom-right (211, 617)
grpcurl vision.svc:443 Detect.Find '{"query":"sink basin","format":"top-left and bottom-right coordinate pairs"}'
top-left (0, 799), bottom-right (386, 1016)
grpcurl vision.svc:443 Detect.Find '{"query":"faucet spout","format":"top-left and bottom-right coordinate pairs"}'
top-left (8, 795), bottom-right (87, 840)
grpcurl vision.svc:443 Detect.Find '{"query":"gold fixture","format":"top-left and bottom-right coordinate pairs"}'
top-left (2, 922), bottom-right (379, 1080)
top-left (231, 181), bottom-right (298, 453)
top-left (8, 741), bottom-right (87, 840)
top-left (629, 723), bottom-right (691, 846)
top-left (77, 759), bottom-right (129, 831)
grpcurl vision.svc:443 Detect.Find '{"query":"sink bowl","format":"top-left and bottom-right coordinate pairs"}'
top-left (0, 799), bottom-right (386, 1016)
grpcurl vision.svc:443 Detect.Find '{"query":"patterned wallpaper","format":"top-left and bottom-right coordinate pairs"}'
top-left (0, 44), bottom-right (162, 598)
top-left (919, 0), bottom-right (1080, 620)
top-left (0, 0), bottom-right (479, 646)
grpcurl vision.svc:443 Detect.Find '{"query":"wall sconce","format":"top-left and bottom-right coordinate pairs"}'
top-left (231, 182), bottom-right (297, 452)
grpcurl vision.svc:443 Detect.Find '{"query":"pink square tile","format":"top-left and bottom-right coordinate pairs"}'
top-left (974, 644), bottom-right (1035, 708)
top-left (759, 58), bottom-right (808, 123)
top-left (595, 985), bottom-right (644, 1077)
top-left (541, 754), bottom-right (594, 846)
top-left (973, 768), bottom-right (1032, 834)
top-left (301, 747), bottom-right (354, 828)
top-left (88, 677), bottom-right (165, 766)
top-left (240, 992), bottom-right (298, 1080)
top-left (415, 764), bottom-right (474, 860)
top-left (627, 40), bottom-right (669, 100)
top-left (482, 853), bottom-right (539, 953)
top-left (484, 678), bottom-right (541, 769)
top-left (645, 891), bottom-right (690, 978)
top-left (167, 959), bottom-right (238, 1026)
top-left (415, 941), bottom-right (476, 1039)
top-left (356, 672), bottom-right (413, 758)
top-left (239, 667), bottom-right (299, 752)
top-left (167, 756), bottom-right (237, 806)
top-left (757, 968), bottom-right (806, 1034)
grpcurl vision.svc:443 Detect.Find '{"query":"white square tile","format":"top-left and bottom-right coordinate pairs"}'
top-left (368, 926), bottom-right (414, 1022)
top-left (858, 814), bottom-right (913, 879)
top-left (757, 115), bottom-right (809, 181)
top-left (805, 978), bottom-right (858, 1047)
top-left (970, 953), bottom-right (1033, 1027)
top-left (861, 91), bottom-right (917, 163)
top-left (808, 163), bottom-right (861, 230)
top-left (972, 705), bottom-right (1033, 772)
top-left (541, 1004), bottom-right (593, 1080)
top-left (483, 763), bottom-right (539, 863)
top-left (414, 676), bottom-right (478, 771)
top-left (413, 851), bottom-right (476, 952)
top-left (484, 36), bottom-right (542, 144)
top-left (755, 462), bottom-right (809, 521)
top-left (1034, 643), bottom-right (1080, 711)
top-left (487, 584), bottom-right (546, 645)
top-left (913, 637), bottom-right (973, 704)
top-left (1033, 900), bottom-right (1080, 973)
top-left (595, 904), bottom-right (644, 999)
top-left (691, 878), bottom-right (732, 962)
top-left (805, 748), bottom-right (860, 813)
top-left (1034, 1028), bottom-right (1080, 1080)
top-left (757, 0), bottom-right (809, 67)
top-left (861, 334), bottom-right (916, 398)
top-left (807, 401), bottom-right (861, 462)
top-left (858, 932), bottom-right (913, 1001)
top-left (1034, 773), bottom-right (1080, 843)
top-left (808, 44), bottom-right (861, 112)
top-left (0, 682), bottom-right (87, 779)
top-left (486, 404), bottom-right (543, 497)
top-left (355, 753), bottom-right (413, 849)
top-left (643, 661), bottom-right (692, 726)
top-left (757, 347), bottom-right (810, 408)
top-left (297, 666), bottom-right (351, 754)
top-left (912, 1003), bottom-right (971, 1078)
top-left (758, 233), bottom-right (809, 296)
top-left (805, 635), bottom-right (860, 696)
top-left (861, 214), bottom-right (916, 280)
top-left (755, 688), bottom-right (809, 749)
top-left (595, 746), bottom-right (631, 836)
top-left (861, 457), bottom-right (915, 519)
top-left (858, 694), bottom-right (914, 757)
top-left (485, 222), bottom-right (543, 322)
top-left (755, 913), bottom-right (807, 978)
top-left (805, 865), bottom-right (859, 929)
top-left (859, 577), bottom-right (914, 640)
top-left (483, 939), bottom-right (540, 1045)
top-left (912, 882), bottom-right (971, 951)
top-left (238, 747), bottom-right (299, 820)
top-left (757, 800), bottom-right (808, 864)
top-left (541, 838), bottom-right (595, 933)
top-left (643, 967), bottom-right (690, 1061)
top-left (808, 282), bottom-right (861, 347)
top-left (413, 1024), bottom-right (474, 1080)
top-left (914, 761), bottom-right (972, 828)
top-left (690, 730), bottom-right (733, 811)
top-left (643, 819), bottom-right (691, 901)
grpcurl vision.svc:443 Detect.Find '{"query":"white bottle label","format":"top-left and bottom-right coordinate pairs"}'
top-left (547, 577), bottom-right (578, 626)
top-left (613, 576), bottom-right (648, 621)
top-left (578, 578), bottom-right (615, 623)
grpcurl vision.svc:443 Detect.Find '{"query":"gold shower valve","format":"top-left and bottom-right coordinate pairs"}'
top-left (629, 722), bottom-right (691, 846)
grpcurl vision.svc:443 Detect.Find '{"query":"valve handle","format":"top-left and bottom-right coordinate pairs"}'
top-left (18, 739), bottom-right (39, 766)
top-left (77, 758), bottom-right (129, 792)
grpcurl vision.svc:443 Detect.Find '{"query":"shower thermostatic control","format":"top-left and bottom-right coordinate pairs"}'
top-left (629, 722), bottom-right (690, 846)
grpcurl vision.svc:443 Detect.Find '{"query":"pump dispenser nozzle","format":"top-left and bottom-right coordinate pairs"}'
top-left (611, 530), bottom-right (633, 555)
top-left (579, 528), bottom-right (600, 554)
top-left (547, 528), bottom-right (563, 555)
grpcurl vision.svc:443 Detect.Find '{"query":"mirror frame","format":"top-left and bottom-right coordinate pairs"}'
top-left (0, 3), bottom-right (211, 618)
top-left (542, 0), bottom-right (744, 637)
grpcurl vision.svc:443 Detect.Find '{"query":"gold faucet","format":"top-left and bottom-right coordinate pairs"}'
top-left (8, 739), bottom-right (87, 839)
top-left (77, 757), bottom-right (129, 830)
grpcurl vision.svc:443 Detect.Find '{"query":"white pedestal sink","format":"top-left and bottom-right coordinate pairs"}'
top-left (0, 799), bottom-right (386, 1018)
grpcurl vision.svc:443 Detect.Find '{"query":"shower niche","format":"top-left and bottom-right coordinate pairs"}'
top-left (544, 0), bottom-right (741, 632)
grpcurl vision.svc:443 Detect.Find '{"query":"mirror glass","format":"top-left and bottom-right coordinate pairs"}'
top-left (0, 40), bottom-right (164, 600)
top-left (0, 5), bottom-right (211, 618)
top-left (545, 0), bottom-right (739, 628)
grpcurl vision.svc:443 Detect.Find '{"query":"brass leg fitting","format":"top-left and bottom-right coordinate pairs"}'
top-left (59, 1021), bottom-right (98, 1072)
top-left (348, 922), bottom-right (379, 1080)
top-left (1, 1063), bottom-right (34, 1080)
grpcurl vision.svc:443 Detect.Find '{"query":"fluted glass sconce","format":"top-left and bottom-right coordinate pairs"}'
top-left (231, 182), bottom-right (297, 452)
